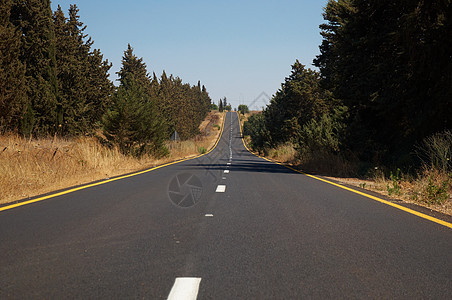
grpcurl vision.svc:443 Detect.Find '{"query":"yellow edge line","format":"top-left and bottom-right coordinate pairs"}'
top-left (0, 112), bottom-right (227, 213)
top-left (236, 112), bottom-right (452, 229)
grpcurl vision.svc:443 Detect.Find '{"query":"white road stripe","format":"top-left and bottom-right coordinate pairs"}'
top-left (205, 214), bottom-right (214, 217)
top-left (224, 170), bottom-right (230, 174)
top-left (167, 277), bottom-right (201, 300)
top-left (216, 185), bottom-right (226, 192)
top-left (227, 162), bottom-right (231, 165)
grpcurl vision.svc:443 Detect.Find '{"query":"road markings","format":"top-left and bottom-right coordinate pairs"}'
top-left (224, 170), bottom-right (230, 174)
top-left (205, 214), bottom-right (214, 217)
top-left (227, 162), bottom-right (231, 165)
top-left (167, 277), bottom-right (201, 300)
top-left (216, 185), bottom-right (226, 193)
top-left (0, 113), bottom-right (229, 213)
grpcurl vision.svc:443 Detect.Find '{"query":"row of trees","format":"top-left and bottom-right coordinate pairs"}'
top-left (245, 0), bottom-right (451, 170)
top-left (244, 61), bottom-right (343, 158)
top-left (103, 45), bottom-right (212, 156)
top-left (1, 1), bottom-right (113, 136)
top-left (218, 97), bottom-right (232, 112)
top-left (1, 2), bottom-right (212, 156)
top-left (316, 0), bottom-right (451, 165)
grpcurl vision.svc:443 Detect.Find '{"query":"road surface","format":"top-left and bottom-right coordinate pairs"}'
top-left (1, 112), bottom-right (451, 299)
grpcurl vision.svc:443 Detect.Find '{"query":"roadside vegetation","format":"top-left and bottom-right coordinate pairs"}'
top-left (243, 0), bottom-right (451, 214)
top-left (0, 111), bottom-right (223, 205)
top-left (0, 2), bottom-right (219, 204)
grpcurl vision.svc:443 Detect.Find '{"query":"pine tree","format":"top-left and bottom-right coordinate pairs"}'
top-left (264, 61), bottom-right (331, 146)
top-left (315, 0), bottom-right (452, 164)
top-left (117, 44), bottom-right (150, 90)
top-left (218, 99), bottom-right (224, 112)
top-left (156, 70), bottom-right (175, 136)
top-left (0, 0), bottom-right (27, 131)
top-left (54, 5), bottom-right (113, 135)
top-left (11, 0), bottom-right (59, 135)
top-left (103, 45), bottom-right (166, 157)
top-left (85, 49), bottom-right (113, 129)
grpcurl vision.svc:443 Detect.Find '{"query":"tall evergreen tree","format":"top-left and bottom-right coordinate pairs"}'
top-left (11, 0), bottom-right (59, 135)
top-left (85, 48), bottom-right (113, 129)
top-left (0, 0), bottom-right (27, 131)
top-left (117, 44), bottom-right (150, 90)
top-left (54, 5), bottom-right (113, 135)
top-left (103, 45), bottom-right (166, 157)
top-left (315, 0), bottom-right (452, 164)
top-left (264, 61), bottom-right (333, 146)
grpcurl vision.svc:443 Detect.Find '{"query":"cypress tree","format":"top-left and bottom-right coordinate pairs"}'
top-left (0, 0), bottom-right (27, 131)
top-left (315, 0), bottom-right (452, 165)
top-left (85, 49), bottom-right (113, 129)
top-left (54, 5), bottom-right (113, 135)
top-left (10, 0), bottom-right (59, 136)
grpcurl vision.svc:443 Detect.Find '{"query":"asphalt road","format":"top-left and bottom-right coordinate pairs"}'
top-left (1, 112), bottom-right (451, 299)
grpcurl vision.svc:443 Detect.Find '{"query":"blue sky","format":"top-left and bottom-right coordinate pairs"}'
top-left (52, 0), bottom-right (328, 109)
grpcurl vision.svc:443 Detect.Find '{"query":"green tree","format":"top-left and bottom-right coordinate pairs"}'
top-left (53, 5), bottom-right (113, 135)
top-left (218, 99), bottom-right (224, 112)
top-left (11, 0), bottom-right (59, 135)
top-left (0, 0), bottom-right (27, 131)
top-left (315, 0), bottom-right (452, 165)
top-left (238, 104), bottom-right (249, 115)
top-left (84, 49), bottom-right (114, 130)
top-left (117, 44), bottom-right (150, 90)
top-left (264, 61), bottom-right (332, 147)
top-left (243, 113), bottom-right (270, 155)
top-left (103, 45), bottom-right (166, 157)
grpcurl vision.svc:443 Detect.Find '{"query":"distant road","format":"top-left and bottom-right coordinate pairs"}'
top-left (1, 112), bottom-right (451, 299)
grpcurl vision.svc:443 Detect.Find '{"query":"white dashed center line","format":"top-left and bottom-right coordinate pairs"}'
top-left (167, 277), bottom-right (201, 300)
top-left (224, 170), bottom-right (230, 174)
top-left (216, 185), bottom-right (226, 193)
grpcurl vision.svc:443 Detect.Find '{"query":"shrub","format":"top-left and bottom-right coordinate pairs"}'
top-left (425, 176), bottom-right (449, 205)
top-left (243, 113), bottom-right (270, 154)
top-left (416, 130), bottom-right (452, 172)
top-left (295, 107), bottom-right (346, 158)
top-left (387, 168), bottom-right (401, 196)
top-left (238, 104), bottom-right (249, 115)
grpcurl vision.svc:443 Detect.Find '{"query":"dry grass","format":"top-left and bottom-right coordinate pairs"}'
top-left (166, 112), bottom-right (222, 160)
top-left (241, 129), bottom-right (451, 215)
top-left (267, 143), bottom-right (297, 164)
top-left (327, 168), bottom-right (452, 215)
top-left (0, 111), bottom-right (224, 205)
